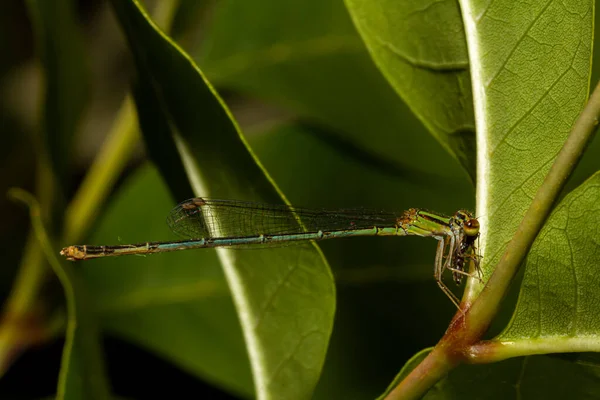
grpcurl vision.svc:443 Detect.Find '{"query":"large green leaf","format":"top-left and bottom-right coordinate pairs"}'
top-left (384, 350), bottom-right (600, 399)
top-left (107, 1), bottom-right (335, 399)
top-left (460, 0), bottom-right (593, 288)
top-left (564, 6), bottom-right (600, 196)
top-left (344, 0), bottom-right (476, 180)
top-left (497, 171), bottom-right (600, 350)
top-left (375, 0), bottom-right (595, 396)
top-left (198, 0), bottom-right (465, 179)
top-left (247, 123), bottom-right (476, 398)
top-left (380, 173), bottom-right (600, 398)
top-left (248, 122), bottom-right (475, 276)
top-left (433, 355), bottom-right (600, 399)
top-left (84, 117), bottom-right (475, 399)
top-left (84, 165), bottom-right (253, 398)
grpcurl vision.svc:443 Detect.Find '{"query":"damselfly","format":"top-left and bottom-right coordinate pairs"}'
top-left (60, 198), bottom-right (481, 307)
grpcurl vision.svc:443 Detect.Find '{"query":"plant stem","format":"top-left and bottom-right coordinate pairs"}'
top-left (468, 335), bottom-right (600, 364)
top-left (384, 344), bottom-right (457, 400)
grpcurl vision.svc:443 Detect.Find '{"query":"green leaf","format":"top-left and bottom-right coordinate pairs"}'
top-left (84, 165), bottom-right (253, 398)
top-left (439, 355), bottom-right (600, 399)
top-left (565, 7), bottom-right (600, 196)
top-left (25, 0), bottom-right (89, 192)
top-left (497, 172), bottom-right (600, 350)
top-left (198, 0), bottom-right (465, 179)
top-left (384, 350), bottom-right (600, 399)
top-left (84, 121), bottom-right (474, 399)
top-left (108, 1), bottom-right (336, 398)
top-left (375, 1), bottom-right (595, 396)
top-left (131, 80), bottom-right (195, 201)
top-left (248, 122), bottom-right (475, 278)
top-left (460, 0), bottom-right (593, 287)
top-left (247, 123), bottom-right (475, 398)
top-left (344, 0), bottom-right (476, 180)
top-left (380, 168), bottom-right (600, 398)
top-left (438, 355), bottom-right (600, 399)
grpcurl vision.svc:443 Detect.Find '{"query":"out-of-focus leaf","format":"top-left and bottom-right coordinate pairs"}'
top-left (459, 0), bottom-right (593, 289)
top-left (344, 0), bottom-right (475, 180)
top-left (198, 0), bottom-right (467, 179)
top-left (13, 1), bottom-right (94, 397)
top-left (108, 1), bottom-right (335, 399)
top-left (170, 0), bottom-right (212, 39)
top-left (25, 0), bottom-right (89, 193)
top-left (8, 189), bottom-right (110, 400)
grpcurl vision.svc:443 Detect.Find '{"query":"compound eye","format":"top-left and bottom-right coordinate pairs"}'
top-left (464, 218), bottom-right (480, 237)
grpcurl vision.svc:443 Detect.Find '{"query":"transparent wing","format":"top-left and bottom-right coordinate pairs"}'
top-left (166, 198), bottom-right (400, 239)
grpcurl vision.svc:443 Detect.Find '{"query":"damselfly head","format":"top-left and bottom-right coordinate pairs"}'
top-left (452, 210), bottom-right (480, 237)
top-left (463, 217), bottom-right (480, 237)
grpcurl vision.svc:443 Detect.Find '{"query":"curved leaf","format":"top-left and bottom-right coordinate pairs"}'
top-left (383, 173), bottom-right (600, 398)
top-left (248, 123), bottom-right (476, 398)
top-left (248, 122), bottom-right (475, 279)
top-left (108, 1), bottom-right (335, 399)
top-left (198, 0), bottom-right (464, 178)
top-left (438, 355), bottom-right (600, 399)
top-left (460, 0), bottom-right (593, 288)
top-left (497, 172), bottom-right (600, 351)
top-left (566, 8), bottom-right (600, 194)
top-left (384, 350), bottom-right (600, 399)
top-left (84, 120), bottom-right (475, 400)
top-left (84, 165), bottom-right (253, 397)
top-left (344, 0), bottom-right (476, 180)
